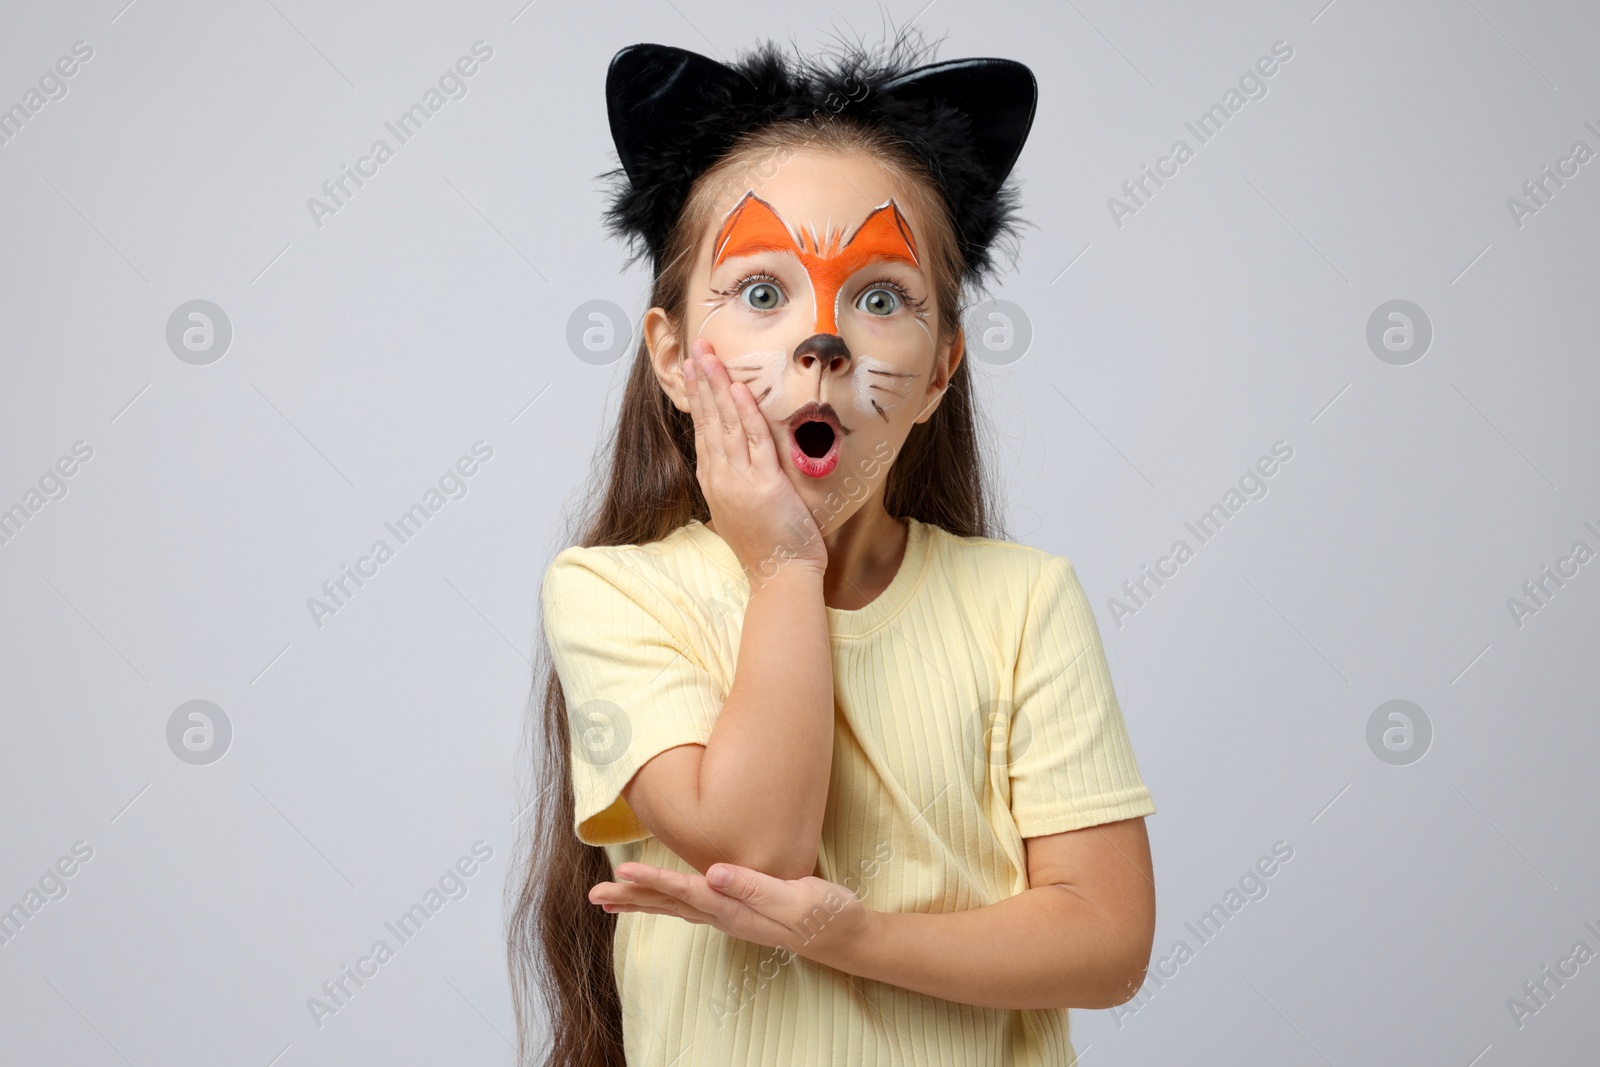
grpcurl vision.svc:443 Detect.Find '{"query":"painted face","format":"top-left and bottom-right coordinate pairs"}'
top-left (671, 149), bottom-right (955, 523)
top-left (709, 192), bottom-right (924, 337)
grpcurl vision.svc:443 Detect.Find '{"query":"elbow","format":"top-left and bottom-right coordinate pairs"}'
top-left (1055, 967), bottom-right (1145, 1012)
top-left (675, 822), bottom-right (818, 882)
top-left (1079, 945), bottom-right (1155, 1011)
top-left (1097, 962), bottom-right (1149, 1010)
top-left (732, 844), bottom-right (818, 882)
top-left (703, 836), bottom-right (818, 882)
top-left (1047, 922), bottom-right (1154, 1010)
top-left (756, 859), bottom-right (819, 882)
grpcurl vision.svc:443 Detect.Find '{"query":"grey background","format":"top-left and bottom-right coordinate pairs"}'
top-left (1, 0), bottom-right (1595, 1064)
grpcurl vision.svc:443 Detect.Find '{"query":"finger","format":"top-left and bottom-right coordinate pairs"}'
top-left (592, 873), bottom-right (700, 913)
top-left (684, 346), bottom-right (713, 482)
top-left (728, 380), bottom-right (780, 477)
top-left (688, 342), bottom-right (734, 475)
top-left (601, 882), bottom-right (720, 923)
top-left (695, 343), bottom-right (750, 470)
top-left (684, 344), bottom-right (708, 432)
top-left (706, 863), bottom-right (788, 907)
top-left (618, 897), bottom-right (719, 925)
top-left (608, 901), bottom-right (718, 925)
top-left (615, 862), bottom-right (750, 925)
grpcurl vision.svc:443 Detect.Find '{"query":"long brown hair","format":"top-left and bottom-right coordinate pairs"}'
top-left (506, 114), bottom-right (1010, 1067)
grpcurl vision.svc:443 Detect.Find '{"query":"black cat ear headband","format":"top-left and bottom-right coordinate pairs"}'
top-left (599, 35), bottom-right (1038, 287)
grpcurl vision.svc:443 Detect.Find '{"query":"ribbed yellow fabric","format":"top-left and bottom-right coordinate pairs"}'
top-left (540, 516), bottom-right (1156, 1066)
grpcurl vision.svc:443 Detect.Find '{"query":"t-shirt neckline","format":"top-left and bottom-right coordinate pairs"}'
top-left (682, 516), bottom-right (933, 637)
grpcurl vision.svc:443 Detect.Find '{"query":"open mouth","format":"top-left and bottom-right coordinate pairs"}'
top-left (789, 419), bottom-right (840, 478)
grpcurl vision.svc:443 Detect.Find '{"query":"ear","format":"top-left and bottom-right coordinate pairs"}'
top-left (645, 306), bottom-right (690, 412)
top-left (942, 325), bottom-right (966, 385)
top-left (915, 326), bottom-right (965, 425)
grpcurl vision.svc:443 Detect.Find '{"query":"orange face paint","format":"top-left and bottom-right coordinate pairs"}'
top-left (710, 192), bottom-right (920, 334)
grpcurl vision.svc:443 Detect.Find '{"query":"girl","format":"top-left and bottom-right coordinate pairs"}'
top-left (509, 30), bottom-right (1157, 1067)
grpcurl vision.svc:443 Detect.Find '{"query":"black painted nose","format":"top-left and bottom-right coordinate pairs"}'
top-left (793, 333), bottom-right (851, 369)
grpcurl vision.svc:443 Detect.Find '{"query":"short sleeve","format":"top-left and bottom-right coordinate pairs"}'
top-left (1007, 555), bottom-right (1156, 838)
top-left (540, 547), bottom-right (725, 846)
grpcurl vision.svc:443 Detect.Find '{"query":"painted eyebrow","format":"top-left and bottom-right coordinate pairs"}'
top-left (710, 192), bottom-right (921, 268)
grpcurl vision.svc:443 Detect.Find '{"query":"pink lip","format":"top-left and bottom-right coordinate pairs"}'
top-left (789, 428), bottom-right (840, 478)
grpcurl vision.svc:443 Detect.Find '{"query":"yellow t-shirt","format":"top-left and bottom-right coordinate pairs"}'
top-left (540, 516), bottom-right (1156, 1066)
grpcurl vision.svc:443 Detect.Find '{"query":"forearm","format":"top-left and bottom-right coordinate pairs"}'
top-left (805, 886), bottom-right (1148, 1011)
top-left (696, 565), bottom-right (832, 878)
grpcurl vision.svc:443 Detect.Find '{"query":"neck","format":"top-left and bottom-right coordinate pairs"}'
top-left (814, 497), bottom-right (909, 610)
top-left (825, 499), bottom-right (902, 601)
top-left (703, 496), bottom-right (909, 610)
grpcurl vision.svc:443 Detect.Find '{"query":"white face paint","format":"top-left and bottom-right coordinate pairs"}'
top-left (851, 352), bottom-right (921, 421)
top-left (718, 349), bottom-right (788, 412)
top-left (702, 342), bottom-right (931, 426)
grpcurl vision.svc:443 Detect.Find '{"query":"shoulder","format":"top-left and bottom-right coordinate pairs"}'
top-left (920, 521), bottom-right (1074, 596)
top-left (541, 522), bottom-right (743, 620)
top-left (916, 521), bottom-right (1086, 628)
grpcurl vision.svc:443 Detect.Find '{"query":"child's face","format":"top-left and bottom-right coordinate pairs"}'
top-left (647, 147), bottom-right (963, 527)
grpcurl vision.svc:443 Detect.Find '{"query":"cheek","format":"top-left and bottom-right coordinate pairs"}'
top-left (839, 305), bottom-right (936, 362)
top-left (739, 350), bottom-right (789, 412)
top-left (694, 301), bottom-right (806, 354)
top-left (840, 340), bottom-right (929, 422)
top-left (688, 337), bottom-right (787, 417)
top-left (850, 357), bottom-right (896, 418)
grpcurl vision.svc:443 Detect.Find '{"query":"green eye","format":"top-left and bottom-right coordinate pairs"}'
top-left (858, 287), bottom-right (901, 316)
top-left (743, 282), bottom-right (785, 310)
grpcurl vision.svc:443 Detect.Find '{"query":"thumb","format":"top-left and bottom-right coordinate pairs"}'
top-left (705, 863), bottom-right (775, 901)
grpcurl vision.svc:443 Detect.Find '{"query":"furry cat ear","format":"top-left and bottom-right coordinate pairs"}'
top-left (606, 43), bottom-right (748, 185)
top-left (600, 36), bottom-right (1038, 285)
top-left (876, 58), bottom-right (1037, 194)
top-left (606, 45), bottom-right (1037, 194)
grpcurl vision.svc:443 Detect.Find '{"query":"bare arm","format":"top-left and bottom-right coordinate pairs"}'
top-left (620, 562), bottom-right (833, 881)
top-left (596, 816), bottom-right (1156, 1008)
top-left (804, 817), bottom-right (1156, 1009)
top-left (612, 338), bottom-right (836, 881)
